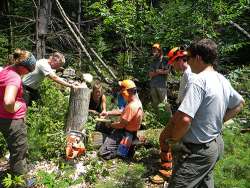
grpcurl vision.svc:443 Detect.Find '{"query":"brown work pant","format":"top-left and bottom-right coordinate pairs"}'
top-left (0, 118), bottom-right (28, 176)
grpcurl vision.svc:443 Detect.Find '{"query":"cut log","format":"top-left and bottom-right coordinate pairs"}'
top-left (240, 128), bottom-right (250, 133)
top-left (89, 128), bottom-right (163, 148)
top-left (65, 86), bottom-right (91, 132)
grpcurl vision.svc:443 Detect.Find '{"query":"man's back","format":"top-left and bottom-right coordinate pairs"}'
top-left (178, 71), bottom-right (243, 144)
top-left (23, 59), bottom-right (53, 89)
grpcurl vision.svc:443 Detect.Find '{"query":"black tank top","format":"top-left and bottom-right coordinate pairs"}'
top-left (89, 94), bottom-right (102, 113)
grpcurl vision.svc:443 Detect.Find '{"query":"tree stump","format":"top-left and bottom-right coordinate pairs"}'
top-left (65, 86), bottom-right (91, 132)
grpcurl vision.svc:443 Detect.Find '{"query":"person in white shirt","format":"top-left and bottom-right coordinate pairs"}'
top-left (167, 47), bottom-right (194, 104)
top-left (22, 52), bottom-right (77, 105)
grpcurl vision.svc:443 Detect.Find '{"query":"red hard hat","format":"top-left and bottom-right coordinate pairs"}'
top-left (167, 47), bottom-right (188, 65)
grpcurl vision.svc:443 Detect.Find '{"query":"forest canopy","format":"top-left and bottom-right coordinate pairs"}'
top-left (0, 0), bottom-right (249, 82)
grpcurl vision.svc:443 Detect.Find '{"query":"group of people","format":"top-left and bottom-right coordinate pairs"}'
top-left (86, 38), bottom-right (244, 188)
top-left (149, 39), bottom-right (244, 187)
top-left (0, 38), bottom-right (245, 188)
top-left (0, 50), bottom-right (78, 186)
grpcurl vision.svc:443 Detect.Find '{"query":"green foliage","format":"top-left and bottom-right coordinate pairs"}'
top-left (226, 66), bottom-right (250, 125)
top-left (27, 79), bottom-right (69, 160)
top-left (214, 66), bottom-right (250, 187)
top-left (95, 163), bottom-right (145, 188)
top-left (2, 173), bottom-right (25, 188)
top-left (214, 127), bottom-right (250, 188)
top-left (142, 110), bottom-right (163, 129)
top-left (83, 158), bottom-right (107, 183)
top-left (36, 171), bottom-right (73, 188)
top-left (0, 133), bottom-right (7, 157)
top-left (0, 35), bottom-right (9, 66)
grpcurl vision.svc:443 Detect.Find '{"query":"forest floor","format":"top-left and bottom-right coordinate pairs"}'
top-left (0, 143), bottom-right (171, 188)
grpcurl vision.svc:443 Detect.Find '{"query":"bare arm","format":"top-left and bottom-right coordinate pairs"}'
top-left (48, 73), bottom-right (73, 88)
top-left (100, 108), bottom-right (123, 117)
top-left (4, 85), bottom-right (22, 113)
top-left (159, 111), bottom-right (192, 151)
top-left (149, 69), bottom-right (169, 79)
top-left (101, 95), bottom-right (107, 113)
top-left (223, 100), bottom-right (245, 123)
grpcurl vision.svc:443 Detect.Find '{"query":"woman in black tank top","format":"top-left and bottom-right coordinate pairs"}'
top-left (89, 81), bottom-right (107, 114)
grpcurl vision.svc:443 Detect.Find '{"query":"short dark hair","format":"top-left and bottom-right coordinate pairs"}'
top-left (188, 38), bottom-right (218, 66)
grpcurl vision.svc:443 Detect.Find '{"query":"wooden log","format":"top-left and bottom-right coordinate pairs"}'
top-left (65, 86), bottom-right (91, 132)
top-left (240, 128), bottom-right (250, 133)
top-left (89, 128), bottom-right (163, 148)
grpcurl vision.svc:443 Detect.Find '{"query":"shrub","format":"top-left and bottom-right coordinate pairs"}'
top-left (27, 79), bottom-right (69, 160)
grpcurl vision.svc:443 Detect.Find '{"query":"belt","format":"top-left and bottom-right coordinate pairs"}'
top-left (184, 139), bottom-right (216, 150)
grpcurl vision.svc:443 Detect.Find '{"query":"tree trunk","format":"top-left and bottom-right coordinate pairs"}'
top-left (36, 0), bottom-right (52, 58)
top-left (65, 87), bottom-right (91, 132)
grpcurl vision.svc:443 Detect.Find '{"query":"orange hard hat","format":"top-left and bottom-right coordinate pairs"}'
top-left (118, 79), bottom-right (136, 90)
top-left (152, 43), bottom-right (161, 50)
top-left (167, 47), bottom-right (188, 65)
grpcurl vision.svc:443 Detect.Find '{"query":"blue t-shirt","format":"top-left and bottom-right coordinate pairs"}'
top-left (178, 71), bottom-right (243, 144)
top-left (117, 94), bottom-right (126, 110)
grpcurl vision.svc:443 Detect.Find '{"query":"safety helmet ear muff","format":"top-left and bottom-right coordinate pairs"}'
top-left (118, 80), bottom-right (136, 101)
top-left (118, 80), bottom-right (136, 90)
top-left (167, 47), bottom-right (188, 65)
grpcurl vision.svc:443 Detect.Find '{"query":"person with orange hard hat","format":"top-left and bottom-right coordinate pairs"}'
top-left (167, 46), bottom-right (194, 104)
top-left (151, 46), bottom-right (194, 184)
top-left (98, 79), bottom-right (143, 160)
top-left (149, 43), bottom-right (172, 116)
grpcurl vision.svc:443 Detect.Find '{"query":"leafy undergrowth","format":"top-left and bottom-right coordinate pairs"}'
top-left (0, 65), bottom-right (249, 187)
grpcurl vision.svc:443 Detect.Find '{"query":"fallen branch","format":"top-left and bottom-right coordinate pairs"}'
top-left (63, 10), bottom-right (117, 81)
top-left (55, 0), bottom-right (112, 83)
top-left (229, 20), bottom-right (250, 39)
top-left (90, 48), bottom-right (117, 80)
top-left (2, 14), bottom-right (34, 22)
top-left (55, 0), bottom-right (91, 60)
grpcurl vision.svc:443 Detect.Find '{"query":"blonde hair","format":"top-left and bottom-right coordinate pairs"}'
top-left (92, 80), bottom-right (103, 95)
top-left (8, 49), bottom-right (29, 65)
top-left (52, 52), bottom-right (65, 65)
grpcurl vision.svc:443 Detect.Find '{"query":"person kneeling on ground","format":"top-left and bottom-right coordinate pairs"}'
top-left (98, 80), bottom-right (143, 160)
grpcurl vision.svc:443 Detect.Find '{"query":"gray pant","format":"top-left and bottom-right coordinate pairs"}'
top-left (150, 87), bottom-right (172, 114)
top-left (98, 129), bottom-right (124, 160)
top-left (168, 135), bottom-right (224, 188)
top-left (0, 118), bottom-right (28, 175)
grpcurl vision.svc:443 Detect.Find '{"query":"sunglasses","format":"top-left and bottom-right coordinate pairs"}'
top-left (176, 57), bottom-right (188, 62)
